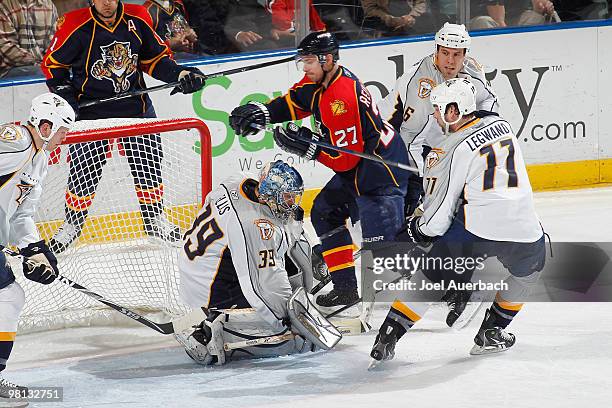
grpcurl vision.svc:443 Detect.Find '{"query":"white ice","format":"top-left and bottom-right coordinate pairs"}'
top-left (5, 187), bottom-right (612, 408)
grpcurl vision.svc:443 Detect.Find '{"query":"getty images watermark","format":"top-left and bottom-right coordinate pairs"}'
top-left (371, 252), bottom-right (509, 292)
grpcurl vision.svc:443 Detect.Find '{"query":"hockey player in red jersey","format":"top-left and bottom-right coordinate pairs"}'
top-left (41, 0), bottom-right (205, 253)
top-left (230, 32), bottom-right (410, 312)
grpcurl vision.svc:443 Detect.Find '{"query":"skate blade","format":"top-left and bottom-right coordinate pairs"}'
top-left (469, 343), bottom-right (511, 356)
top-left (0, 397), bottom-right (29, 408)
top-left (318, 303), bottom-right (361, 318)
top-left (451, 300), bottom-right (488, 330)
top-left (368, 358), bottom-right (383, 371)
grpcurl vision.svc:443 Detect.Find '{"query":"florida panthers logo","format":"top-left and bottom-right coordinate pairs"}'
top-left (91, 41), bottom-right (138, 93)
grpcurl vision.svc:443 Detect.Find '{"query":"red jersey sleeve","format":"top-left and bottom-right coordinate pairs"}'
top-left (317, 76), bottom-right (364, 172)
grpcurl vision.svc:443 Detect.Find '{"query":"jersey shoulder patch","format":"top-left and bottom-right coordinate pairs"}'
top-left (463, 57), bottom-right (486, 77)
top-left (0, 125), bottom-right (31, 151)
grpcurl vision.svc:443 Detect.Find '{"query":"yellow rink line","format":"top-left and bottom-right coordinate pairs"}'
top-left (35, 159), bottom-right (612, 244)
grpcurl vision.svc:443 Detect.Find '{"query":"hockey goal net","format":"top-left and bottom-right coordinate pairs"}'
top-left (15, 117), bottom-right (212, 333)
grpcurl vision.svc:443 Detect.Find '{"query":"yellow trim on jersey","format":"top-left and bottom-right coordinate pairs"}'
top-left (456, 117), bottom-right (481, 132)
top-left (495, 293), bottom-right (523, 311)
top-left (94, 5), bottom-right (125, 33)
top-left (391, 300), bottom-right (421, 322)
top-left (0, 332), bottom-right (16, 341)
top-left (81, 23), bottom-right (97, 95)
top-left (322, 245), bottom-right (354, 257)
top-left (328, 261), bottom-right (355, 273)
top-left (285, 94), bottom-right (297, 120)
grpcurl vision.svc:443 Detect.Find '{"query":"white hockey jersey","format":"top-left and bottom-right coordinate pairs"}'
top-left (418, 113), bottom-right (542, 243)
top-left (179, 175), bottom-right (297, 332)
top-left (0, 124), bottom-right (47, 248)
top-left (378, 54), bottom-right (499, 175)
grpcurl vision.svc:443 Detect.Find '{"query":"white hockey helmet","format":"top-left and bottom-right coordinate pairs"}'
top-left (28, 93), bottom-right (76, 142)
top-left (430, 78), bottom-right (477, 130)
top-left (435, 23), bottom-right (471, 51)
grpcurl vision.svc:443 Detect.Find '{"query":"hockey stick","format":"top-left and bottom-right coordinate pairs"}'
top-left (223, 332), bottom-right (295, 351)
top-left (310, 248), bottom-right (363, 296)
top-left (1, 246), bottom-right (175, 335)
top-left (324, 274), bottom-right (405, 320)
top-left (254, 124), bottom-right (419, 173)
top-left (79, 56), bottom-right (295, 109)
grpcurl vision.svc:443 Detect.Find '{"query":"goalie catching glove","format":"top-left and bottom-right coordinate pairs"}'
top-left (20, 240), bottom-right (59, 285)
top-left (229, 102), bottom-right (271, 136)
top-left (273, 123), bottom-right (321, 160)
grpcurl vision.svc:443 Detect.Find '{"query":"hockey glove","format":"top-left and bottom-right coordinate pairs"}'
top-left (20, 240), bottom-right (58, 285)
top-left (229, 102), bottom-right (270, 136)
top-left (49, 82), bottom-right (79, 118)
top-left (172, 67), bottom-right (206, 95)
top-left (273, 123), bottom-right (320, 160)
top-left (396, 216), bottom-right (433, 246)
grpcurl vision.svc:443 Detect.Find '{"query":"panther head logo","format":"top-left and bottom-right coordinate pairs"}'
top-left (91, 41), bottom-right (138, 93)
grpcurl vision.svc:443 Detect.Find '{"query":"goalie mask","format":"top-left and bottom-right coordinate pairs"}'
top-left (430, 78), bottom-right (477, 134)
top-left (258, 160), bottom-right (304, 222)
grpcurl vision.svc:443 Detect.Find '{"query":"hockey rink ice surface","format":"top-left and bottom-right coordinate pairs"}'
top-left (6, 187), bottom-right (612, 408)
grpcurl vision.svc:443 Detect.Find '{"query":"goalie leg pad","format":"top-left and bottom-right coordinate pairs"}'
top-left (288, 287), bottom-right (342, 350)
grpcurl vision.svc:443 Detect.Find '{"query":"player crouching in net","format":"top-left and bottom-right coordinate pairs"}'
top-left (174, 160), bottom-right (341, 365)
top-left (0, 94), bottom-right (75, 401)
top-left (369, 79), bottom-right (545, 368)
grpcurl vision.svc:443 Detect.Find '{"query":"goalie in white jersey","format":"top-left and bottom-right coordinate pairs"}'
top-left (175, 160), bottom-right (340, 366)
top-left (370, 79), bottom-right (545, 366)
top-left (378, 22), bottom-right (498, 215)
top-left (0, 94), bottom-right (75, 400)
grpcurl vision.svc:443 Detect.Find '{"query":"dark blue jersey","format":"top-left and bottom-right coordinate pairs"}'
top-left (42, 3), bottom-right (183, 120)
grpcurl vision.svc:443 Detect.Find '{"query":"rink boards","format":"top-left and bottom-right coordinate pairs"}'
top-left (1, 21), bottom-right (611, 220)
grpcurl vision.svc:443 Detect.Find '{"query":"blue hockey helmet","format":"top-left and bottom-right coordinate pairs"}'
top-left (258, 160), bottom-right (304, 221)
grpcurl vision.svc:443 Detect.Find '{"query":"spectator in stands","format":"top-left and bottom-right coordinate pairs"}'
top-left (268, 0), bottom-right (326, 42)
top-left (361, 0), bottom-right (436, 35)
top-left (183, 0), bottom-right (278, 55)
top-left (513, 0), bottom-right (558, 25)
top-left (0, 0), bottom-right (57, 78)
top-left (143, 0), bottom-right (198, 54)
top-left (553, 0), bottom-right (608, 21)
top-left (469, 0), bottom-right (507, 29)
top-left (55, 0), bottom-right (89, 16)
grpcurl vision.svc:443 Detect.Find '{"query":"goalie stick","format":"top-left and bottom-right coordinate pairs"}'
top-left (5, 248), bottom-right (332, 349)
top-left (2, 246), bottom-right (176, 335)
top-left (79, 55), bottom-right (294, 108)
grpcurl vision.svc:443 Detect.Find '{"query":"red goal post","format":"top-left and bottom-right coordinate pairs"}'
top-left (63, 117), bottom-right (212, 200)
top-left (16, 117), bottom-right (212, 333)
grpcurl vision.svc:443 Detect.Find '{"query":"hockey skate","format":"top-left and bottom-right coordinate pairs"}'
top-left (368, 320), bottom-right (404, 370)
top-left (316, 287), bottom-right (358, 307)
top-left (0, 376), bottom-right (28, 407)
top-left (143, 213), bottom-right (182, 243)
top-left (470, 309), bottom-right (516, 355)
top-left (48, 221), bottom-right (81, 254)
top-left (445, 289), bottom-right (471, 327)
